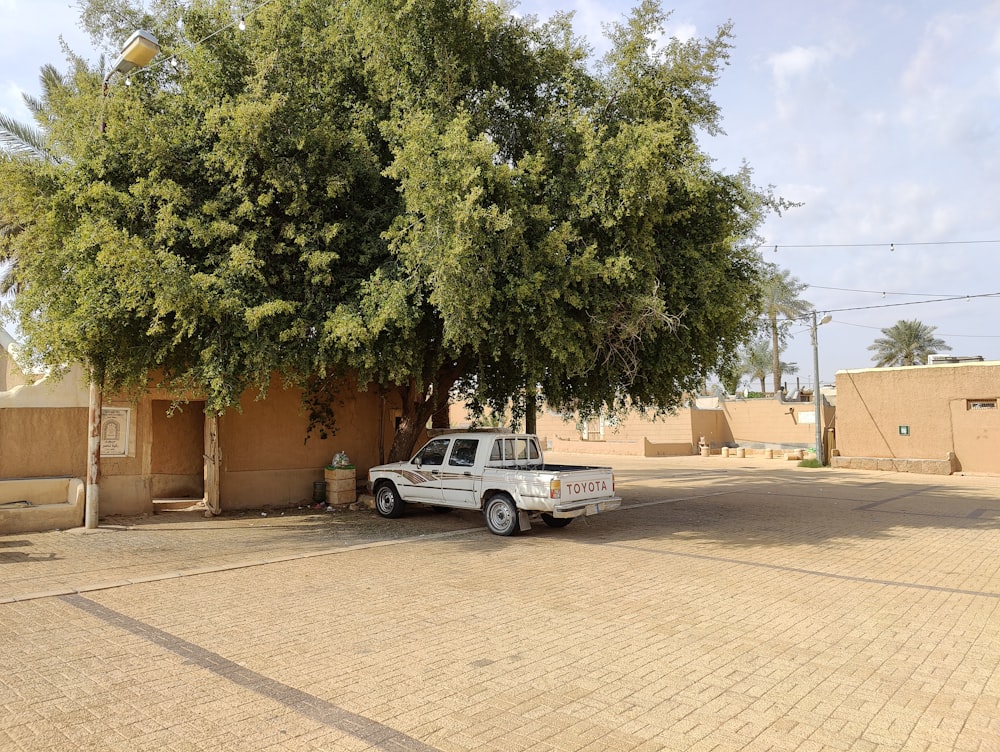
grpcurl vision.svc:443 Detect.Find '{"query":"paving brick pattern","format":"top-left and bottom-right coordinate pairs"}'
top-left (2, 455), bottom-right (999, 750)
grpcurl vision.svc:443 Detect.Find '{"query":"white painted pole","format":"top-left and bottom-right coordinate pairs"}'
top-left (85, 378), bottom-right (102, 528)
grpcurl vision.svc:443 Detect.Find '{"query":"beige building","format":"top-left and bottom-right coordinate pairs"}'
top-left (1, 327), bottom-right (413, 532)
top-left (833, 361), bottom-right (1000, 475)
top-left (455, 393), bottom-right (835, 459)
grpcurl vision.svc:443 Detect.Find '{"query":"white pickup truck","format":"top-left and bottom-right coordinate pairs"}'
top-left (367, 432), bottom-right (621, 536)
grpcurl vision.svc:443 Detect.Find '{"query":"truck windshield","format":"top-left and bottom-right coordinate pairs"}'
top-left (412, 438), bottom-right (449, 466)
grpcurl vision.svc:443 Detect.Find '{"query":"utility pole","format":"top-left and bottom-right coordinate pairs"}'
top-left (811, 311), bottom-right (831, 464)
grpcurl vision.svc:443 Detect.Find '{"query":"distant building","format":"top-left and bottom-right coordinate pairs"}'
top-left (834, 360), bottom-right (1000, 475)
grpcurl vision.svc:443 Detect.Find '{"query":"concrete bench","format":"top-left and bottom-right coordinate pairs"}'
top-left (0, 477), bottom-right (85, 533)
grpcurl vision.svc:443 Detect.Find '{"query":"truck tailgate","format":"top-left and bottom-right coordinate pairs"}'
top-left (555, 468), bottom-right (616, 504)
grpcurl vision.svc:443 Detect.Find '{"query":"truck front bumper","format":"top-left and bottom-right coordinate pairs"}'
top-left (551, 497), bottom-right (622, 518)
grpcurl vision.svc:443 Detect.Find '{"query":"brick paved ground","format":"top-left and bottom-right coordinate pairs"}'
top-left (2, 455), bottom-right (999, 751)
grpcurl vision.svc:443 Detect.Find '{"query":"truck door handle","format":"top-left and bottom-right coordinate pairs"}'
top-left (463, 472), bottom-right (472, 477)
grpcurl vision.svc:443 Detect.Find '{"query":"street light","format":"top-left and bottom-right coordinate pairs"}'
top-left (810, 311), bottom-right (832, 464)
top-left (88, 30), bottom-right (160, 529)
top-left (100, 30), bottom-right (161, 134)
top-left (107, 30), bottom-right (161, 80)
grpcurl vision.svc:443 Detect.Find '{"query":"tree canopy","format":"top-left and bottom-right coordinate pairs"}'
top-left (1, 0), bottom-right (780, 459)
top-left (868, 319), bottom-right (951, 367)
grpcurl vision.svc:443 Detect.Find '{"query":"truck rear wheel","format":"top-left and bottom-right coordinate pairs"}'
top-left (374, 481), bottom-right (406, 518)
top-left (541, 513), bottom-right (573, 528)
top-left (484, 494), bottom-right (518, 536)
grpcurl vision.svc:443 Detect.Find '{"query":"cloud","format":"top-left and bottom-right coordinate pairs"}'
top-left (768, 45), bottom-right (832, 87)
top-left (0, 81), bottom-right (28, 120)
top-left (667, 23), bottom-right (698, 43)
top-left (765, 45), bottom-right (842, 120)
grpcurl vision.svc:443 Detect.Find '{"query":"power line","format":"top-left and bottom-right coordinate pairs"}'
top-left (821, 292), bottom-right (1000, 314)
top-left (767, 292), bottom-right (1000, 324)
top-left (836, 320), bottom-right (1000, 339)
top-left (808, 284), bottom-right (974, 298)
top-left (763, 239), bottom-right (1000, 251)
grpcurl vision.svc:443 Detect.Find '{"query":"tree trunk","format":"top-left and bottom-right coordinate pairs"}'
top-left (203, 411), bottom-right (221, 517)
top-left (770, 318), bottom-right (781, 395)
top-left (386, 366), bottom-right (462, 462)
top-left (431, 401), bottom-right (450, 430)
top-left (388, 409), bottom-right (428, 463)
top-left (525, 390), bottom-right (537, 435)
top-left (85, 377), bottom-right (102, 529)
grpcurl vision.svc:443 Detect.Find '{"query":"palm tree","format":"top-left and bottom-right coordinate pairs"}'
top-left (740, 338), bottom-right (796, 394)
top-left (761, 265), bottom-right (811, 393)
top-left (868, 319), bottom-right (951, 367)
top-left (0, 64), bottom-right (66, 296)
top-left (742, 339), bottom-right (771, 393)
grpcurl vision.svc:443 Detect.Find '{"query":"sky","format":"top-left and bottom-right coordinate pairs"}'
top-left (3, 0), bottom-right (1000, 389)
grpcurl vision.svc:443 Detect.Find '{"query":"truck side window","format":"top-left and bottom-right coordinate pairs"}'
top-left (504, 438), bottom-right (516, 461)
top-left (514, 439), bottom-right (528, 460)
top-left (528, 440), bottom-right (540, 460)
top-left (449, 439), bottom-right (478, 467)
top-left (490, 440), bottom-right (503, 461)
top-left (413, 438), bottom-right (449, 466)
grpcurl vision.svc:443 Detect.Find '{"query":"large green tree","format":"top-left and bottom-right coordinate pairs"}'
top-left (868, 319), bottom-right (951, 367)
top-left (1, 0), bottom-right (778, 460)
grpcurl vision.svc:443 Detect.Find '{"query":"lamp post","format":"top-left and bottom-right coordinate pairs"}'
top-left (810, 311), bottom-right (832, 465)
top-left (87, 30), bottom-right (160, 529)
top-left (100, 30), bottom-right (160, 134)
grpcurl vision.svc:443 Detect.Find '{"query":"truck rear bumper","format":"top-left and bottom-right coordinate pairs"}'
top-left (551, 497), bottom-right (622, 518)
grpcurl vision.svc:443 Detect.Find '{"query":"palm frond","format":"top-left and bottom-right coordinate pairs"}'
top-left (0, 261), bottom-right (20, 297)
top-left (22, 94), bottom-right (45, 118)
top-left (38, 64), bottom-right (67, 99)
top-left (0, 113), bottom-right (50, 161)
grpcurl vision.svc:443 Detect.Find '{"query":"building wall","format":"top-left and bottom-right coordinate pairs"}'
top-left (533, 407), bottom-right (706, 455)
top-left (466, 397), bottom-right (818, 457)
top-left (723, 397), bottom-right (834, 451)
top-left (1, 369), bottom-right (401, 523)
top-left (0, 407), bottom-right (88, 478)
top-left (835, 362), bottom-right (1000, 473)
top-left (217, 378), bottom-right (393, 510)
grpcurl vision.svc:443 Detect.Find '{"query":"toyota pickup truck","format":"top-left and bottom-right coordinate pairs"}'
top-left (367, 432), bottom-right (621, 536)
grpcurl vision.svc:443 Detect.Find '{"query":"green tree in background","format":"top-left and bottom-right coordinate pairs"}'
top-left (1, 0), bottom-right (782, 460)
top-left (760, 264), bottom-right (811, 394)
top-left (868, 319), bottom-right (951, 367)
top-left (0, 64), bottom-right (71, 296)
top-left (738, 337), bottom-right (796, 395)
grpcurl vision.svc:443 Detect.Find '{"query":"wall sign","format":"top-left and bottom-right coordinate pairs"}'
top-left (101, 407), bottom-right (131, 457)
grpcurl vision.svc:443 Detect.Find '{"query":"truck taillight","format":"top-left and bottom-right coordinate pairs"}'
top-left (549, 479), bottom-right (561, 499)
top-left (612, 474), bottom-right (615, 492)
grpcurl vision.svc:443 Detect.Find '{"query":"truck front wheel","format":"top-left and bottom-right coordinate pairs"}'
top-left (374, 481), bottom-right (406, 518)
top-left (484, 494), bottom-right (519, 536)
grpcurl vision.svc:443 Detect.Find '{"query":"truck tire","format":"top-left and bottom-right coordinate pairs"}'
top-left (484, 494), bottom-right (519, 536)
top-left (374, 481), bottom-right (406, 518)
top-left (541, 513), bottom-right (573, 528)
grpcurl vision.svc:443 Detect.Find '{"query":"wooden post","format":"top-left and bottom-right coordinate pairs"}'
top-left (203, 411), bottom-right (221, 516)
top-left (85, 378), bottom-right (102, 529)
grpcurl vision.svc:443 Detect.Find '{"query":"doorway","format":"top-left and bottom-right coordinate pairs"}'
top-left (151, 400), bottom-right (205, 511)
